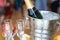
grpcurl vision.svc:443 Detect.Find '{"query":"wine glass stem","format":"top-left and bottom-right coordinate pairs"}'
top-left (5, 37), bottom-right (8, 40)
top-left (8, 34), bottom-right (14, 40)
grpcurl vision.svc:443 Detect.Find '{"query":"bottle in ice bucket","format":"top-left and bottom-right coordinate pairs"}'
top-left (2, 19), bottom-right (16, 40)
top-left (53, 21), bottom-right (60, 40)
top-left (24, 0), bottom-right (43, 19)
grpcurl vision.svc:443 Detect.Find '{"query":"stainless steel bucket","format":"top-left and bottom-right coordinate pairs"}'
top-left (28, 11), bottom-right (60, 40)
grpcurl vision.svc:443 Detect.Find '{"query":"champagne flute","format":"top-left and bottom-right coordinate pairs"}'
top-left (24, 17), bottom-right (32, 40)
top-left (2, 19), bottom-right (16, 40)
top-left (16, 19), bottom-right (24, 40)
top-left (54, 21), bottom-right (60, 32)
top-left (52, 21), bottom-right (60, 40)
top-left (17, 18), bottom-right (32, 40)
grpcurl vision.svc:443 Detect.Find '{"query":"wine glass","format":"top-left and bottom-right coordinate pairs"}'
top-left (54, 21), bottom-right (60, 32)
top-left (1, 19), bottom-right (16, 40)
top-left (24, 17), bottom-right (32, 40)
top-left (16, 19), bottom-right (24, 40)
top-left (16, 18), bottom-right (32, 40)
top-left (52, 20), bottom-right (60, 40)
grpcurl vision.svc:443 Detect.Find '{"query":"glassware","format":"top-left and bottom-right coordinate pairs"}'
top-left (24, 17), bottom-right (30, 34)
top-left (24, 17), bottom-right (32, 40)
top-left (2, 19), bottom-right (16, 40)
top-left (16, 18), bottom-right (32, 40)
top-left (52, 21), bottom-right (60, 40)
top-left (16, 19), bottom-right (24, 40)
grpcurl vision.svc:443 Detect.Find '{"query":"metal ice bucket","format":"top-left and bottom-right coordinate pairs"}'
top-left (28, 11), bottom-right (60, 40)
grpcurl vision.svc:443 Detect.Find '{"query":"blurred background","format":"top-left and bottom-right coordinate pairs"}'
top-left (0, 0), bottom-right (60, 40)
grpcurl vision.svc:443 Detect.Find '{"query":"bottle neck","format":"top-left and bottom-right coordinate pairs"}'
top-left (24, 0), bottom-right (34, 9)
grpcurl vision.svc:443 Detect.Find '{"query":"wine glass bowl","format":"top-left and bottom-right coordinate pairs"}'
top-left (16, 19), bottom-right (24, 40)
top-left (1, 19), bottom-right (16, 40)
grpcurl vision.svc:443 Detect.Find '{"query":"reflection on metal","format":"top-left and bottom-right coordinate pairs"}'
top-left (34, 20), bottom-right (50, 40)
top-left (29, 11), bottom-right (60, 40)
top-left (40, 11), bottom-right (59, 20)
